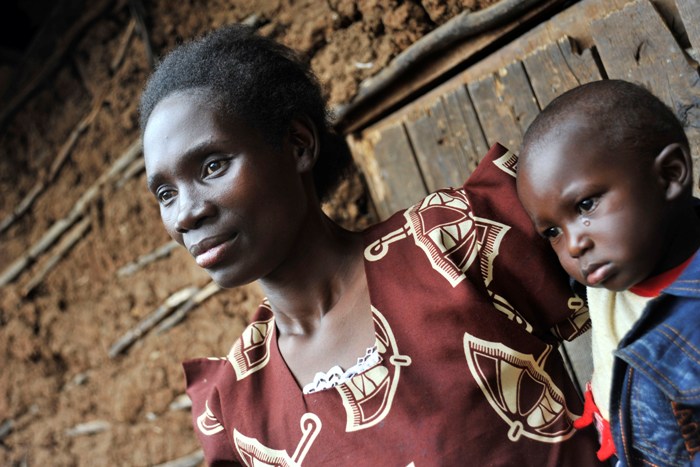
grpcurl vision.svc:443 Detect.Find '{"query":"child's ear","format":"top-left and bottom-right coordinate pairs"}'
top-left (654, 143), bottom-right (692, 201)
top-left (288, 116), bottom-right (319, 173)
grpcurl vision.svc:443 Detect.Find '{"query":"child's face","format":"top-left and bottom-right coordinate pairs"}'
top-left (517, 119), bottom-right (669, 291)
top-left (143, 91), bottom-right (313, 288)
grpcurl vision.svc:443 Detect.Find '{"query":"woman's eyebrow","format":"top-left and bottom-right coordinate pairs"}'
top-left (146, 138), bottom-right (235, 192)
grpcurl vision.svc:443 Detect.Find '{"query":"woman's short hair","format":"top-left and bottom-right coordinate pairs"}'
top-left (139, 24), bottom-right (353, 200)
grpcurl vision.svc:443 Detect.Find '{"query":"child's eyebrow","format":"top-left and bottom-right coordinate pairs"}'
top-left (559, 181), bottom-right (593, 202)
top-left (146, 173), bottom-right (165, 193)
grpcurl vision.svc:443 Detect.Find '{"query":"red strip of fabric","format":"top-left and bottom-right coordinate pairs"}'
top-left (629, 253), bottom-right (696, 298)
top-left (574, 384), bottom-right (616, 461)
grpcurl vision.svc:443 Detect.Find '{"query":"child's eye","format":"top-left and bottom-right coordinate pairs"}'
top-left (157, 189), bottom-right (176, 204)
top-left (576, 197), bottom-right (597, 214)
top-left (542, 226), bottom-right (562, 239)
top-left (204, 158), bottom-right (229, 177)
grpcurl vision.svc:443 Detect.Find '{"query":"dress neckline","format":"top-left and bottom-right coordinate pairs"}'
top-left (301, 344), bottom-right (381, 394)
top-left (270, 229), bottom-right (381, 395)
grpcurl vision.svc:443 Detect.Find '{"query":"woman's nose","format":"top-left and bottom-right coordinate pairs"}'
top-left (175, 190), bottom-right (214, 233)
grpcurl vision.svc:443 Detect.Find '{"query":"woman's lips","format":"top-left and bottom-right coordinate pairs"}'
top-left (584, 262), bottom-right (613, 286)
top-left (190, 235), bottom-right (236, 268)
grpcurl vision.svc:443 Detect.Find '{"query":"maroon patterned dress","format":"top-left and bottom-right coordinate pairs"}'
top-left (183, 144), bottom-right (602, 466)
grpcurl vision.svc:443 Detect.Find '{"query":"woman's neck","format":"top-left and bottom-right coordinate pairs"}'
top-left (258, 210), bottom-right (366, 337)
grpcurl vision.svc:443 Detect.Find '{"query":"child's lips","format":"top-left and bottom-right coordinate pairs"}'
top-left (584, 262), bottom-right (613, 286)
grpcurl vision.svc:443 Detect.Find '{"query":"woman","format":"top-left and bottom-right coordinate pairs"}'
top-left (140, 24), bottom-right (602, 466)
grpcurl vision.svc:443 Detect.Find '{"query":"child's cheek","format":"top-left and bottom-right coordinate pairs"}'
top-left (554, 249), bottom-right (582, 282)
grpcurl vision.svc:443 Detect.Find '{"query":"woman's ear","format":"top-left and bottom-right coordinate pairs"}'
top-left (654, 142), bottom-right (692, 201)
top-left (288, 116), bottom-right (319, 173)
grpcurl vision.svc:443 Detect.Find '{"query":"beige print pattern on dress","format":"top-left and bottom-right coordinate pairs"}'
top-left (196, 400), bottom-right (225, 436)
top-left (228, 304), bottom-right (275, 381)
top-left (463, 333), bottom-right (580, 443)
top-left (364, 187), bottom-right (533, 333)
top-left (233, 413), bottom-right (322, 467)
top-left (336, 306), bottom-right (411, 432)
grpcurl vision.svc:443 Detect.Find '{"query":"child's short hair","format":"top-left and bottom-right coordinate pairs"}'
top-left (139, 24), bottom-right (352, 201)
top-left (521, 80), bottom-right (689, 159)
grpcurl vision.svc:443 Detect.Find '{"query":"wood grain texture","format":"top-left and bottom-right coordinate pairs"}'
top-left (676, 0), bottom-right (700, 53)
top-left (591, 0), bottom-right (700, 169)
top-left (348, 123), bottom-right (427, 219)
top-left (523, 36), bottom-right (603, 109)
top-left (404, 97), bottom-right (470, 192)
top-left (468, 61), bottom-right (539, 152)
top-left (441, 85), bottom-right (489, 176)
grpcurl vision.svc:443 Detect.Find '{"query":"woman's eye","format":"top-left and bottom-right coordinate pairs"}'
top-left (542, 226), bottom-right (562, 239)
top-left (204, 159), bottom-right (229, 176)
top-left (577, 198), bottom-right (596, 214)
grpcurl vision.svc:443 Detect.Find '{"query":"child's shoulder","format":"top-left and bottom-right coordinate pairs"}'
top-left (619, 295), bottom-right (700, 402)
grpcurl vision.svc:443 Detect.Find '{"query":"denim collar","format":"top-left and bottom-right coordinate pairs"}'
top-left (663, 250), bottom-right (700, 298)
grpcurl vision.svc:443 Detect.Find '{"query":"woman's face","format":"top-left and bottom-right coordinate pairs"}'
top-left (143, 91), bottom-right (312, 288)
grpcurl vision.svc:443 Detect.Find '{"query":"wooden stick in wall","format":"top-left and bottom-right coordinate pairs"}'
top-left (0, 94), bottom-right (104, 235)
top-left (108, 285), bottom-right (199, 358)
top-left (22, 216), bottom-right (92, 296)
top-left (0, 139), bottom-right (142, 287)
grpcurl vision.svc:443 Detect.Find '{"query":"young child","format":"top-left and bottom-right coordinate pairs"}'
top-left (516, 79), bottom-right (700, 466)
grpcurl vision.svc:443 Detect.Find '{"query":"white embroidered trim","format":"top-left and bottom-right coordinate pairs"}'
top-left (302, 345), bottom-right (381, 394)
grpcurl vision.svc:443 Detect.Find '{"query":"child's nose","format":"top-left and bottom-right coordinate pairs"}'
top-left (566, 227), bottom-right (593, 258)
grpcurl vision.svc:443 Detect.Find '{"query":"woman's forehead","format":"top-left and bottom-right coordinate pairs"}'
top-left (143, 94), bottom-right (223, 171)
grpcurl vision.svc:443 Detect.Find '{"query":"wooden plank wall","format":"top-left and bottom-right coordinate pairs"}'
top-left (348, 0), bottom-right (700, 220)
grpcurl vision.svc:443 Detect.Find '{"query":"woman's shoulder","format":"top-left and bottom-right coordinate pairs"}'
top-left (363, 143), bottom-right (516, 225)
top-left (361, 142), bottom-right (580, 337)
top-left (183, 300), bottom-right (275, 390)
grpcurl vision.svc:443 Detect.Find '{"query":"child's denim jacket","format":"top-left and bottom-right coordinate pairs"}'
top-left (609, 252), bottom-right (700, 466)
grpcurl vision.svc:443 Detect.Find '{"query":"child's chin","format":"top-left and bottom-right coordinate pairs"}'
top-left (597, 278), bottom-right (632, 293)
